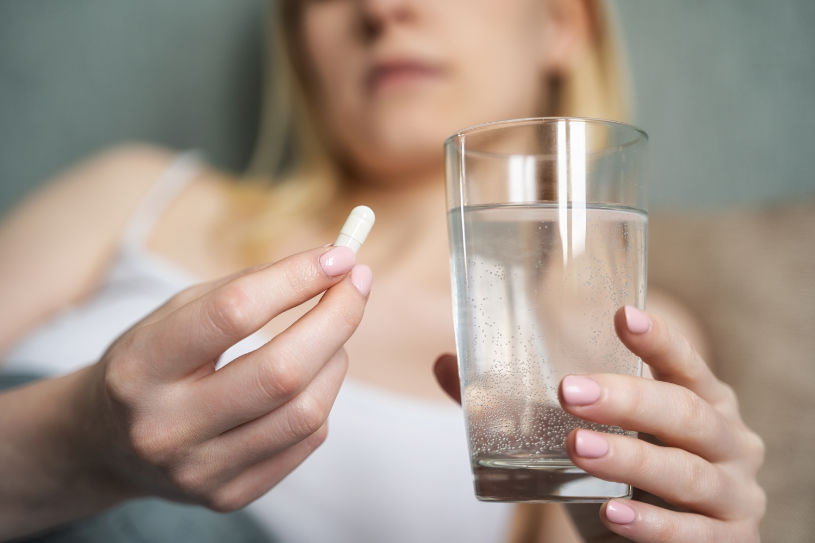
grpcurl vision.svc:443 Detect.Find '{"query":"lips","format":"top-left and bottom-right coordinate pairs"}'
top-left (367, 59), bottom-right (445, 93)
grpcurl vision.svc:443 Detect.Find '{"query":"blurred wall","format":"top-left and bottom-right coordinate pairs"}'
top-left (0, 0), bottom-right (266, 216)
top-left (613, 0), bottom-right (815, 209)
top-left (0, 0), bottom-right (813, 215)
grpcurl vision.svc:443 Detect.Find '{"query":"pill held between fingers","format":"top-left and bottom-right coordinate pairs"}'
top-left (334, 205), bottom-right (375, 254)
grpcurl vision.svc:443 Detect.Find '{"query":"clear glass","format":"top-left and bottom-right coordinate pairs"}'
top-left (445, 117), bottom-right (648, 502)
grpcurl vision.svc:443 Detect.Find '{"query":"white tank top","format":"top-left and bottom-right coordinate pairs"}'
top-left (1, 153), bottom-right (514, 542)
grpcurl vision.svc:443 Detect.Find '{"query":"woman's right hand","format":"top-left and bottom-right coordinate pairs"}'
top-left (92, 245), bottom-right (372, 508)
top-left (87, 245), bottom-right (371, 510)
top-left (2, 245), bottom-right (370, 538)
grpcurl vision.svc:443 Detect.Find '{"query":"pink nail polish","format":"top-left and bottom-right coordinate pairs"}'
top-left (562, 375), bottom-right (602, 405)
top-left (605, 500), bottom-right (636, 525)
top-left (575, 429), bottom-right (609, 458)
top-left (319, 246), bottom-right (355, 277)
top-left (624, 305), bottom-right (651, 334)
top-left (350, 265), bottom-right (373, 296)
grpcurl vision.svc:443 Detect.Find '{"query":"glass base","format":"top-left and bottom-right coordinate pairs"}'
top-left (473, 458), bottom-right (631, 503)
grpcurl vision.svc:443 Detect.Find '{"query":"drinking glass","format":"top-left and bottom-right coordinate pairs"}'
top-left (445, 117), bottom-right (648, 502)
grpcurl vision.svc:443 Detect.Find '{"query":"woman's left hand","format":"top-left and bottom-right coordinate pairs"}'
top-left (434, 306), bottom-right (766, 542)
top-left (554, 306), bottom-right (766, 542)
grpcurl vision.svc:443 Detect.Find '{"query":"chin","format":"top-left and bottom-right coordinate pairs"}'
top-left (374, 95), bottom-right (469, 140)
top-left (340, 115), bottom-right (449, 180)
top-left (333, 92), bottom-right (498, 182)
top-left (354, 143), bottom-right (444, 184)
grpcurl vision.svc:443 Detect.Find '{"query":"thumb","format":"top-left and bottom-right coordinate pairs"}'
top-left (433, 353), bottom-right (461, 404)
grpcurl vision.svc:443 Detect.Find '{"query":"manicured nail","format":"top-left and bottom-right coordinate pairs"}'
top-left (320, 246), bottom-right (355, 277)
top-left (562, 375), bottom-right (602, 405)
top-left (350, 265), bottom-right (373, 296)
top-left (624, 305), bottom-right (651, 334)
top-left (605, 500), bottom-right (636, 525)
top-left (574, 429), bottom-right (609, 458)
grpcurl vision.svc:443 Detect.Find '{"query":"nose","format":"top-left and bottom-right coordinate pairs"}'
top-left (356, 0), bottom-right (416, 39)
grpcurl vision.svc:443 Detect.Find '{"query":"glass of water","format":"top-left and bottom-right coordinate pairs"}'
top-left (444, 117), bottom-right (648, 502)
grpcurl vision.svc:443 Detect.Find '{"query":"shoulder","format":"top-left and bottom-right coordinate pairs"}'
top-left (0, 144), bottom-right (188, 352)
top-left (4, 143), bottom-right (190, 249)
top-left (45, 143), bottom-right (180, 210)
top-left (0, 143), bottom-right (200, 290)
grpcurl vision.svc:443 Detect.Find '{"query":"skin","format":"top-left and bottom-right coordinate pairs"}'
top-left (0, 0), bottom-right (765, 540)
top-left (0, 243), bottom-right (371, 537)
top-left (299, 0), bottom-right (590, 405)
top-left (301, 0), bottom-right (578, 184)
top-left (434, 307), bottom-right (766, 542)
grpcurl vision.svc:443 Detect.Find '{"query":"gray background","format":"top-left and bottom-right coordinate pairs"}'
top-left (0, 0), bottom-right (266, 215)
top-left (613, 0), bottom-right (815, 208)
top-left (1, 0), bottom-right (813, 215)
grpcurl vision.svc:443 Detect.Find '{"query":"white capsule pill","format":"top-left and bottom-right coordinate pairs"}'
top-left (334, 205), bottom-right (375, 254)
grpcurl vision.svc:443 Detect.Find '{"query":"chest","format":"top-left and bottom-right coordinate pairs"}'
top-left (344, 274), bottom-right (457, 401)
top-left (148, 183), bottom-right (459, 400)
top-left (251, 265), bottom-right (456, 402)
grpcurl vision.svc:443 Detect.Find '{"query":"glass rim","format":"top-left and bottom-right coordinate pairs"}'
top-left (444, 116), bottom-right (648, 159)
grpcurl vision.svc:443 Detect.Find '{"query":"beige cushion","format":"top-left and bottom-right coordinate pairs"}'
top-left (649, 199), bottom-right (815, 541)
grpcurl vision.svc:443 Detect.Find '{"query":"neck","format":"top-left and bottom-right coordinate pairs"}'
top-left (342, 168), bottom-right (450, 285)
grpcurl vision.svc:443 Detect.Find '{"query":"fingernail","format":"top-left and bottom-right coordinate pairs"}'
top-left (605, 500), bottom-right (636, 525)
top-left (574, 429), bottom-right (609, 458)
top-left (350, 265), bottom-right (373, 296)
top-left (320, 246), bottom-right (355, 277)
top-left (562, 375), bottom-right (602, 405)
top-left (624, 306), bottom-right (651, 334)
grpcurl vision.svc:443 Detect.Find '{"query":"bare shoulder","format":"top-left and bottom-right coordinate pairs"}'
top-left (33, 143), bottom-right (178, 216)
top-left (0, 143), bottom-right (183, 354)
top-left (3, 144), bottom-right (178, 233)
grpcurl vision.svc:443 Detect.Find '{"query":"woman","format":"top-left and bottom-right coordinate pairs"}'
top-left (0, 0), bottom-right (765, 541)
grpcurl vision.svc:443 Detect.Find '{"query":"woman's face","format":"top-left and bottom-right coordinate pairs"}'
top-left (299, 0), bottom-right (580, 182)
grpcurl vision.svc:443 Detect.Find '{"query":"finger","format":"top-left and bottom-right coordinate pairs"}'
top-left (192, 267), bottom-right (369, 430)
top-left (566, 429), bottom-right (754, 520)
top-left (197, 348), bottom-right (347, 479)
top-left (599, 499), bottom-right (757, 543)
top-left (138, 263), bottom-right (272, 327)
top-left (203, 422), bottom-right (329, 513)
top-left (615, 306), bottom-right (734, 409)
top-left (140, 246), bottom-right (356, 379)
top-left (433, 353), bottom-right (461, 404)
top-left (560, 374), bottom-right (740, 462)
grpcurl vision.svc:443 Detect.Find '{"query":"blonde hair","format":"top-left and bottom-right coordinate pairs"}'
top-left (237, 0), bottom-right (630, 262)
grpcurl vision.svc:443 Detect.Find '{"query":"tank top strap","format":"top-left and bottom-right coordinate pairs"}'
top-left (120, 150), bottom-right (204, 249)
